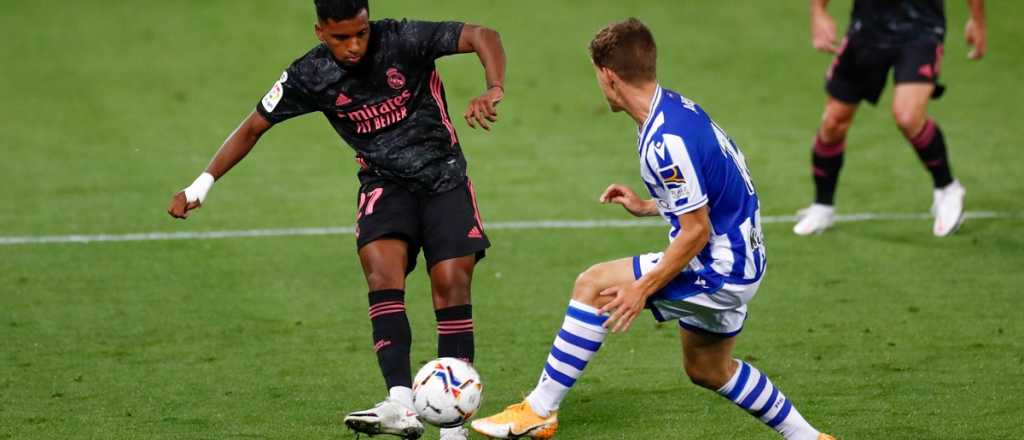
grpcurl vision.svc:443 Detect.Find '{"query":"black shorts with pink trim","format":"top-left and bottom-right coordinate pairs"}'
top-left (825, 34), bottom-right (946, 105)
top-left (355, 175), bottom-right (489, 273)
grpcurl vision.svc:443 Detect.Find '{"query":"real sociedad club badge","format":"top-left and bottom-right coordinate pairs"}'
top-left (386, 67), bottom-right (406, 89)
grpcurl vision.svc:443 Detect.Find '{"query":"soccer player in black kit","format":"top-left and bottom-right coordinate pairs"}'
top-left (793, 0), bottom-right (987, 237)
top-left (166, 1), bottom-right (505, 439)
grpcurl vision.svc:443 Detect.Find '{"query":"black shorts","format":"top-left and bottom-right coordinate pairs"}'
top-left (825, 35), bottom-right (945, 105)
top-left (355, 176), bottom-right (490, 273)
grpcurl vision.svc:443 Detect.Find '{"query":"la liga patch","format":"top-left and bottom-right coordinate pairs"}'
top-left (261, 71), bottom-right (288, 112)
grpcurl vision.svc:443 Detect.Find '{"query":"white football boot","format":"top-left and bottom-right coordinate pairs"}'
top-left (439, 426), bottom-right (469, 440)
top-left (344, 398), bottom-right (424, 439)
top-left (932, 180), bottom-right (966, 237)
top-left (792, 203), bottom-right (836, 236)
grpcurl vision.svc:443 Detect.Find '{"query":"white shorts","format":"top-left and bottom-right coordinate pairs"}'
top-left (633, 252), bottom-right (761, 337)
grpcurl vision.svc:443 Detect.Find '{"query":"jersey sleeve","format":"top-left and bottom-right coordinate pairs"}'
top-left (653, 133), bottom-right (708, 215)
top-left (395, 20), bottom-right (465, 60)
top-left (255, 67), bottom-right (317, 125)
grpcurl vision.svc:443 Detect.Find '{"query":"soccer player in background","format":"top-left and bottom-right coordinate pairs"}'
top-left (166, 1), bottom-right (505, 439)
top-left (472, 19), bottom-right (834, 440)
top-left (793, 0), bottom-right (987, 236)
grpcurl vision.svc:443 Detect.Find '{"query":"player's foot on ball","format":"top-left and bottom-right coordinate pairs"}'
top-left (439, 425), bottom-right (470, 440)
top-left (793, 203), bottom-right (836, 236)
top-left (343, 398), bottom-right (424, 439)
top-left (817, 434), bottom-right (837, 440)
top-left (471, 400), bottom-right (558, 439)
top-left (932, 180), bottom-right (965, 237)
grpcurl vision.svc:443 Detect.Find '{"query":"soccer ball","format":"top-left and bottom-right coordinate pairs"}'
top-left (411, 357), bottom-right (483, 428)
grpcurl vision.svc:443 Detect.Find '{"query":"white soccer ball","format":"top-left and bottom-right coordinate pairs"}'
top-left (412, 357), bottom-right (483, 428)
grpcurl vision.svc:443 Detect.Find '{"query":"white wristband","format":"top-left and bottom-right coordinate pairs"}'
top-left (183, 172), bottom-right (215, 204)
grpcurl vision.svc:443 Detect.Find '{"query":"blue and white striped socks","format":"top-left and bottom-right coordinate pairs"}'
top-left (523, 303), bottom-right (820, 440)
top-left (718, 360), bottom-right (820, 440)
top-left (526, 300), bottom-right (608, 417)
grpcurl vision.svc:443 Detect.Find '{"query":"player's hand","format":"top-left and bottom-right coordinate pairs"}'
top-left (167, 191), bottom-right (201, 219)
top-left (600, 184), bottom-right (653, 217)
top-left (597, 283), bottom-right (648, 333)
top-left (965, 18), bottom-right (986, 60)
top-left (464, 86), bottom-right (503, 131)
top-left (810, 12), bottom-right (839, 54)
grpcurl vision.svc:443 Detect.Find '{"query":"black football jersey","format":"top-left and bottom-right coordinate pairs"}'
top-left (849, 0), bottom-right (946, 45)
top-left (256, 19), bottom-right (468, 194)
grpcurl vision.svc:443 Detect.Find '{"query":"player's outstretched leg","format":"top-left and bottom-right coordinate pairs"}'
top-left (893, 84), bottom-right (964, 236)
top-left (471, 300), bottom-right (608, 439)
top-left (470, 301), bottom-right (603, 439)
top-left (795, 98), bottom-right (857, 236)
top-left (343, 287), bottom-right (424, 439)
top-left (472, 259), bottom-right (634, 439)
top-left (344, 240), bottom-right (423, 439)
top-left (430, 256), bottom-right (478, 440)
top-left (681, 328), bottom-right (834, 440)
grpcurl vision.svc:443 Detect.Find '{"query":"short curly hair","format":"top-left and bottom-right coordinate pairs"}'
top-left (314, 0), bottom-right (368, 22)
top-left (588, 18), bottom-right (657, 84)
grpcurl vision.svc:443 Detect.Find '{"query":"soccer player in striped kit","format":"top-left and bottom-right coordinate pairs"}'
top-left (167, 1), bottom-right (505, 439)
top-left (473, 19), bottom-right (833, 440)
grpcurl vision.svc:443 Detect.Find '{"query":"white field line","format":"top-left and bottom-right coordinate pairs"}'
top-left (0, 211), bottom-right (1018, 246)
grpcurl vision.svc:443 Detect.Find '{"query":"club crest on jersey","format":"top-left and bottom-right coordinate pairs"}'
top-left (386, 67), bottom-right (406, 90)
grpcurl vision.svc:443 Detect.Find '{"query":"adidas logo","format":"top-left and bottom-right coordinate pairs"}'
top-left (336, 92), bottom-right (352, 106)
top-left (467, 226), bottom-right (483, 239)
top-left (917, 64), bottom-right (934, 79)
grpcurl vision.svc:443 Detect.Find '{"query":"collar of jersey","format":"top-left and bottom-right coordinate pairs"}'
top-left (637, 84), bottom-right (663, 151)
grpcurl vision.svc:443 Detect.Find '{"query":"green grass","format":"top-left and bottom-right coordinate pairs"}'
top-left (2, 1), bottom-right (1023, 439)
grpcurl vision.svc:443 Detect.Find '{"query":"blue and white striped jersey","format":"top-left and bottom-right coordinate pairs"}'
top-left (637, 86), bottom-right (765, 285)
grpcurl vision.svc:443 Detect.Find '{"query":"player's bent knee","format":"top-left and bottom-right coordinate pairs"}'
top-left (364, 269), bottom-right (405, 291)
top-left (570, 266), bottom-right (605, 306)
top-left (432, 284), bottom-right (470, 306)
top-left (684, 366), bottom-right (723, 390)
top-left (431, 273), bottom-right (471, 294)
top-left (683, 359), bottom-right (731, 390)
top-left (892, 109), bottom-right (925, 136)
top-left (820, 113), bottom-right (852, 141)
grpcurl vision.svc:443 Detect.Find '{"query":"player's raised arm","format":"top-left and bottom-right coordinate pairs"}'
top-left (810, 0), bottom-right (838, 54)
top-left (456, 24), bottom-right (506, 131)
top-left (965, 0), bottom-right (987, 60)
top-left (167, 111), bottom-right (272, 219)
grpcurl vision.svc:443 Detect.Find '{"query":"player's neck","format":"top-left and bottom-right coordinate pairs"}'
top-left (621, 81), bottom-right (660, 126)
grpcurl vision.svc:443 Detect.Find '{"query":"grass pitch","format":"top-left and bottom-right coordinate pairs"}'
top-left (2, 1), bottom-right (1022, 439)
